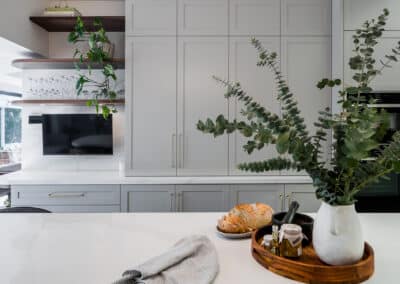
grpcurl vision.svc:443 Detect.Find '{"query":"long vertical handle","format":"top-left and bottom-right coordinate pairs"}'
top-left (178, 134), bottom-right (184, 168)
top-left (279, 193), bottom-right (284, 211)
top-left (171, 134), bottom-right (176, 168)
top-left (170, 192), bottom-right (174, 211)
top-left (178, 192), bottom-right (183, 212)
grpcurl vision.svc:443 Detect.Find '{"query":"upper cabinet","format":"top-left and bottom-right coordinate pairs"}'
top-left (281, 0), bottom-right (331, 36)
top-left (229, 37), bottom-right (281, 175)
top-left (126, 0), bottom-right (177, 35)
top-left (281, 36), bottom-right (332, 172)
top-left (125, 37), bottom-right (177, 176)
top-left (177, 37), bottom-right (229, 176)
top-left (178, 0), bottom-right (228, 35)
top-left (344, 31), bottom-right (400, 91)
top-left (344, 0), bottom-right (400, 31)
top-left (229, 0), bottom-right (280, 36)
top-left (125, 0), bottom-right (332, 177)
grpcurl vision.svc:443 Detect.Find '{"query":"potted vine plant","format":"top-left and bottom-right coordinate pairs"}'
top-left (197, 9), bottom-right (400, 265)
top-left (68, 17), bottom-right (121, 119)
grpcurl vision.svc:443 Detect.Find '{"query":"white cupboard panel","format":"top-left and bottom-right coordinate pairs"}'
top-left (281, 0), bottom-right (331, 36)
top-left (344, 31), bottom-right (400, 91)
top-left (344, 0), bottom-right (400, 31)
top-left (284, 184), bottom-right (321, 213)
top-left (178, 37), bottom-right (229, 176)
top-left (281, 37), bottom-right (332, 174)
top-left (177, 185), bottom-right (229, 212)
top-left (229, 37), bottom-right (281, 175)
top-left (126, 0), bottom-right (177, 35)
top-left (126, 38), bottom-right (177, 176)
top-left (178, 0), bottom-right (228, 35)
top-left (229, 0), bottom-right (280, 36)
top-left (230, 185), bottom-right (285, 212)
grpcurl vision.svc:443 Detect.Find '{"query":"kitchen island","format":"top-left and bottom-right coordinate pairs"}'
top-left (0, 213), bottom-right (398, 284)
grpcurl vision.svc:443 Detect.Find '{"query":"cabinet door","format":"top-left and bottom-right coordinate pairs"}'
top-left (178, 0), bottom-right (228, 35)
top-left (229, 37), bottom-right (281, 175)
top-left (281, 0), bottom-right (331, 36)
top-left (123, 185), bottom-right (176, 212)
top-left (229, 0), bottom-right (280, 36)
top-left (281, 37), bottom-right (332, 175)
top-left (176, 185), bottom-right (229, 212)
top-left (125, 37), bottom-right (177, 176)
top-left (284, 184), bottom-right (321, 213)
top-left (177, 37), bottom-right (229, 176)
top-left (344, 31), bottom-right (400, 91)
top-left (344, 0), bottom-right (400, 31)
top-left (126, 0), bottom-right (177, 36)
top-left (230, 185), bottom-right (285, 212)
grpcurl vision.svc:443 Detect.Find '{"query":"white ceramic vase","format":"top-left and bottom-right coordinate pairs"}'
top-left (313, 202), bottom-right (364, 265)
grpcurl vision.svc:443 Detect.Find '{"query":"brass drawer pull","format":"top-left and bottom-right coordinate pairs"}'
top-left (48, 192), bottom-right (86, 198)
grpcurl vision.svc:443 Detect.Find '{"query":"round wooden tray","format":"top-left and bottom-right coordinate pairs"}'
top-left (252, 226), bottom-right (374, 284)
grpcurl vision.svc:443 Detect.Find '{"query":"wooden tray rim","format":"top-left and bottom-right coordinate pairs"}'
top-left (251, 226), bottom-right (375, 282)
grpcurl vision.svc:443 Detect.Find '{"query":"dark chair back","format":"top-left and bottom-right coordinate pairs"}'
top-left (0, 207), bottom-right (51, 213)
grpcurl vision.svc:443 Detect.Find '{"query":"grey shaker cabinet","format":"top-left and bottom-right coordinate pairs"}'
top-left (122, 185), bottom-right (176, 212)
top-left (229, 185), bottom-right (285, 212)
top-left (284, 184), bottom-right (321, 213)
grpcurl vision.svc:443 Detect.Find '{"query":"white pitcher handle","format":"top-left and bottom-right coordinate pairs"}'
top-left (330, 210), bottom-right (339, 235)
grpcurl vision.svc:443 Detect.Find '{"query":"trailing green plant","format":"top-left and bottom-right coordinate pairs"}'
top-left (197, 9), bottom-right (400, 206)
top-left (68, 17), bottom-right (120, 119)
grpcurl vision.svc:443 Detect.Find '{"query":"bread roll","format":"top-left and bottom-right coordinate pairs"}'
top-left (218, 203), bottom-right (273, 233)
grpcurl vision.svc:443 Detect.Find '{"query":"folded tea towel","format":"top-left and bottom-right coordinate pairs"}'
top-left (113, 235), bottom-right (219, 284)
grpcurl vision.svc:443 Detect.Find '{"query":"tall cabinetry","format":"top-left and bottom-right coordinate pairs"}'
top-left (125, 0), bottom-right (332, 177)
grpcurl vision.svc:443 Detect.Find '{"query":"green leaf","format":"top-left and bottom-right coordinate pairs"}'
top-left (276, 131), bottom-right (290, 154)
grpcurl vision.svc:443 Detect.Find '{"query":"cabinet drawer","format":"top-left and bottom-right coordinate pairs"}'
top-left (12, 185), bottom-right (120, 206)
top-left (36, 205), bottom-right (121, 213)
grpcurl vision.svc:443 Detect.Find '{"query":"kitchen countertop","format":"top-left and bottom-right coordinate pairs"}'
top-left (0, 213), bottom-right (398, 284)
top-left (0, 170), bottom-right (313, 185)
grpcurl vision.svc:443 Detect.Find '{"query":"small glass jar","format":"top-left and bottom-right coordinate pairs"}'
top-left (279, 224), bottom-right (303, 258)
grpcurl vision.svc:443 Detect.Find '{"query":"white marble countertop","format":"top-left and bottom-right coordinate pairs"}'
top-left (0, 170), bottom-right (313, 185)
top-left (0, 213), bottom-right (398, 284)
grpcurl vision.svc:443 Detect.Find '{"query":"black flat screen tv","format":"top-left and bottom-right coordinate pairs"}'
top-left (42, 114), bottom-right (113, 155)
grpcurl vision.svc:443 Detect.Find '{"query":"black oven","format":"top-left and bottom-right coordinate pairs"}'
top-left (354, 92), bottom-right (400, 212)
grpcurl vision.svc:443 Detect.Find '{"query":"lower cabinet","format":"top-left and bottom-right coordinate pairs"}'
top-left (229, 184), bottom-right (319, 213)
top-left (11, 185), bottom-right (121, 213)
top-left (123, 185), bottom-right (176, 212)
top-left (11, 183), bottom-right (319, 213)
top-left (284, 184), bottom-right (321, 213)
top-left (229, 185), bottom-right (285, 212)
top-left (122, 185), bottom-right (229, 212)
top-left (35, 205), bottom-right (121, 213)
top-left (176, 185), bottom-right (229, 212)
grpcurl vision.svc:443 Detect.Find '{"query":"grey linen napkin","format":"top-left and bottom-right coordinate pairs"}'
top-left (113, 235), bottom-right (219, 284)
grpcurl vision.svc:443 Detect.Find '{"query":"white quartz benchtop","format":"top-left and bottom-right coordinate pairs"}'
top-left (0, 213), bottom-right (398, 284)
top-left (0, 170), bottom-right (312, 185)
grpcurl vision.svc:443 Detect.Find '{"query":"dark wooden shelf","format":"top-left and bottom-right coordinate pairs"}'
top-left (30, 16), bottom-right (125, 32)
top-left (11, 99), bottom-right (125, 106)
top-left (12, 58), bottom-right (125, 70)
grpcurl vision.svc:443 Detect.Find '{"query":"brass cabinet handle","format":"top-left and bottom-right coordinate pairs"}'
top-left (177, 192), bottom-right (183, 212)
top-left (279, 193), bottom-right (284, 211)
top-left (170, 192), bottom-right (174, 211)
top-left (48, 192), bottom-right (85, 198)
top-left (171, 134), bottom-right (176, 168)
top-left (178, 134), bottom-right (184, 168)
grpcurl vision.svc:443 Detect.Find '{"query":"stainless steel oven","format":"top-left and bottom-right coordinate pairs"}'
top-left (355, 92), bottom-right (400, 212)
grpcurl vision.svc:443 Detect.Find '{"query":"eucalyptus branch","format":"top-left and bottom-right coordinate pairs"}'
top-left (68, 17), bottom-right (118, 119)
